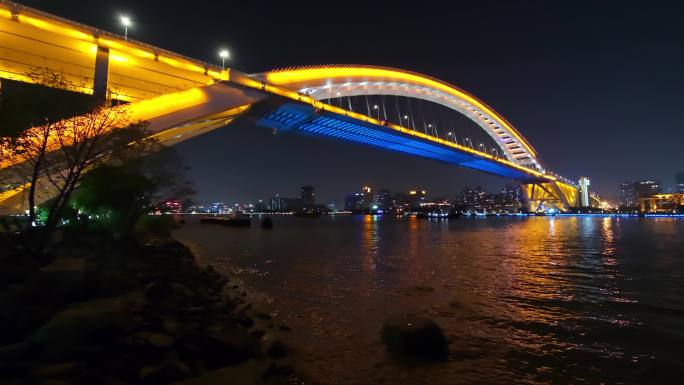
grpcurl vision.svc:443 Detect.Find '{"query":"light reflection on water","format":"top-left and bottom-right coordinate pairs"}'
top-left (174, 215), bottom-right (684, 384)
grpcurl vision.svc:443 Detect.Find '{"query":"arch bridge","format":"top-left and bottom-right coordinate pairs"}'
top-left (0, 0), bottom-right (594, 214)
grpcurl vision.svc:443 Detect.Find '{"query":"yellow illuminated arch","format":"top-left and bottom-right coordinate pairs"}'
top-left (259, 65), bottom-right (539, 169)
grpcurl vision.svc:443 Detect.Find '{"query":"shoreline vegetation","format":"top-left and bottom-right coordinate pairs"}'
top-left (0, 230), bottom-right (306, 385)
top-left (1, 74), bottom-right (309, 384)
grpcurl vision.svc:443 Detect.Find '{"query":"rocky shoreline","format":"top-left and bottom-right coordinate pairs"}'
top-left (0, 237), bottom-right (304, 385)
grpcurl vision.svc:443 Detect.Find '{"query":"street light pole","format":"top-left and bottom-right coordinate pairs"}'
top-left (120, 16), bottom-right (131, 41)
top-left (219, 49), bottom-right (230, 69)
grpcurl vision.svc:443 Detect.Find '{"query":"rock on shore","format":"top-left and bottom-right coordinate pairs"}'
top-left (0, 238), bottom-right (301, 385)
top-left (381, 314), bottom-right (449, 361)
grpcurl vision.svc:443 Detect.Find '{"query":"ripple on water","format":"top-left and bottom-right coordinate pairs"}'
top-left (173, 215), bottom-right (684, 384)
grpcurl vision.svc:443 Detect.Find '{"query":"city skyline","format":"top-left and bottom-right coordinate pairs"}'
top-left (14, 0), bottom-right (684, 202)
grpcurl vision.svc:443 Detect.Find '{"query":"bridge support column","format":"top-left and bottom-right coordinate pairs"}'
top-left (93, 46), bottom-right (110, 103)
top-left (522, 181), bottom-right (578, 212)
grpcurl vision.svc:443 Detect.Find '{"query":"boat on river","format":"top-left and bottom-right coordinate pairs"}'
top-left (200, 215), bottom-right (251, 227)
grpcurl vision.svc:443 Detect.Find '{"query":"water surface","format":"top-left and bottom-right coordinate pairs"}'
top-left (173, 215), bottom-right (684, 384)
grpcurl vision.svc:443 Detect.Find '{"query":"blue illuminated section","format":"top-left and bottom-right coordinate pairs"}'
top-left (257, 103), bottom-right (543, 182)
top-left (255, 103), bottom-right (314, 131)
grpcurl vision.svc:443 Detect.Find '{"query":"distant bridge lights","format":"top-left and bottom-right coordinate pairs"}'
top-left (119, 16), bottom-right (131, 41)
top-left (218, 49), bottom-right (230, 69)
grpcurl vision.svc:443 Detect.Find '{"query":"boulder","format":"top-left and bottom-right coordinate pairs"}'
top-left (28, 291), bottom-right (145, 360)
top-left (133, 331), bottom-right (175, 349)
top-left (380, 314), bottom-right (449, 361)
top-left (30, 361), bottom-right (83, 380)
top-left (264, 339), bottom-right (290, 360)
top-left (170, 359), bottom-right (268, 385)
top-left (37, 257), bottom-right (87, 300)
top-left (204, 323), bottom-right (260, 366)
top-left (140, 359), bottom-right (191, 384)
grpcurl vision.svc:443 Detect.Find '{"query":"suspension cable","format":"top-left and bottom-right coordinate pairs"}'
top-left (395, 96), bottom-right (402, 128)
top-left (407, 98), bottom-right (416, 132)
top-left (381, 95), bottom-right (388, 121)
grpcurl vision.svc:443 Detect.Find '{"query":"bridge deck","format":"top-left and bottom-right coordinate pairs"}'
top-left (256, 103), bottom-right (547, 183)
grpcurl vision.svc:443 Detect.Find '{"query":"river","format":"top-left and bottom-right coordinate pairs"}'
top-left (173, 215), bottom-right (684, 384)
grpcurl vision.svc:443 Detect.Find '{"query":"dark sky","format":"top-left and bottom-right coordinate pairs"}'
top-left (19, 0), bottom-right (684, 204)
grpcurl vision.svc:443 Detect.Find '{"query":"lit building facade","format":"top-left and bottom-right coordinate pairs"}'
top-left (579, 177), bottom-right (591, 207)
top-left (640, 194), bottom-right (684, 213)
top-left (619, 181), bottom-right (637, 208)
top-left (634, 180), bottom-right (662, 198)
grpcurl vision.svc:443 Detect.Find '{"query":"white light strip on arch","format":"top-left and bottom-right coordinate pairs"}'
top-left (302, 82), bottom-right (536, 166)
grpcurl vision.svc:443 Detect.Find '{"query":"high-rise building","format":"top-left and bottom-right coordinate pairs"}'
top-left (618, 181), bottom-right (637, 208)
top-left (677, 172), bottom-right (684, 194)
top-left (408, 189), bottom-right (427, 208)
top-left (634, 180), bottom-right (662, 198)
top-left (269, 194), bottom-right (284, 211)
top-left (499, 185), bottom-right (523, 211)
top-left (345, 193), bottom-right (364, 211)
top-left (254, 200), bottom-right (268, 212)
top-left (376, 189), bottom-right (392, 209)
top-left (579, 177), bottom-right (591, 207)
top-left (269, 195), bottom-right (303, 211)
top-left (456, 186), bottom-right (484, 210)
top-left (300, 185), bottom-right (315, 206)
top-left (284, 197), bottom-right (303, 211)
top-left (208, 202), bottom-right (231, 214)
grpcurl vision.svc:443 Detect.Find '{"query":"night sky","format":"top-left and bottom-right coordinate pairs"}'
top-left (18, 0), bottom-right (684, 204)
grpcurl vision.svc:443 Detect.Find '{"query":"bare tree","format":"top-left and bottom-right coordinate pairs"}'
top-left (1, 69), bottom-right (151, 249)
top-left (0, 118), bottom-right (53, 226)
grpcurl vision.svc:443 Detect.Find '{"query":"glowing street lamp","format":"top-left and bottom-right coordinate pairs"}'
top-left (218, 49), bottom-right (230, 69)
top-left (120, 16), bottom-right (131, 41)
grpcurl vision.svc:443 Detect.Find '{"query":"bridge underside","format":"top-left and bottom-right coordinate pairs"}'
top-left (255, 103), bottom-right (547, 183)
